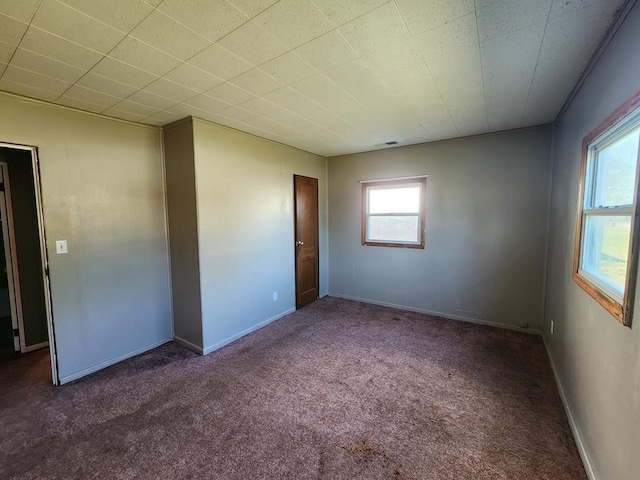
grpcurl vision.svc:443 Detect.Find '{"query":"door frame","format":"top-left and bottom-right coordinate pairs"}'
top-left (0, 162), bottom-right (25, 352)
top-left (0, 142), bottom-right (58, 385)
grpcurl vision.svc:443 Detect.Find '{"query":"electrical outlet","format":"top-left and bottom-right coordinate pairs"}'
top-left (272, 291), bottom-right (278, 302)
top-left (55, 240), bottom-right (68, 254)
top-left (550, 320), bottom-right (555, 335)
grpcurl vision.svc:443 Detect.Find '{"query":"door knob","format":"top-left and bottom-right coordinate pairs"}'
top-left (296, 241), bottom-right (304, 247)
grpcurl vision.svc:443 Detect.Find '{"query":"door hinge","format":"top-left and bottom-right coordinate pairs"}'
top-left (13, 328), bottom-right (19, 337)
top-left (0, 183), bottom-right (4, 192)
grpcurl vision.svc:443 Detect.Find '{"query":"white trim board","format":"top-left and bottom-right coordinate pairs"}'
top-left (173, 335), bottom-right (203, 355)
top-left (23, 341), bottom-right (48, 353)
top-left (543, 338), bottom-right (597, 480)
top-left (158, 130), bottom-right (174, 341)
top-left (328, 293), bottom-right (542, 335)
top-left (202, 307), bottom-right (296, 356)
top-left (58, 338), bottom-right (172, 384)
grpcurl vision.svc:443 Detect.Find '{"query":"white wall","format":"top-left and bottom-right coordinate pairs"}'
top-left (544, 3), bottom-right (640, 479)
top-left (192, 118), bottom-right (328, 353)
top-left (328, 127), bottom-right (552, 331)
top-left (0, 92), bottom-right (172, 383)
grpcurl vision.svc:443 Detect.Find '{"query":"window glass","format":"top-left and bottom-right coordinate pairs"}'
top-left (369, 186), bottom-right (420, 214)
top-left (573, 100), bottom-right (640, 325)
top-left (581, 215), bottom-right (631, 294)
top-left (593, 129), bottom-right (639, 207)
top-left (367, 216), bottom-right (419, 243)
top-left (362, 178), bottom-right (426, 248)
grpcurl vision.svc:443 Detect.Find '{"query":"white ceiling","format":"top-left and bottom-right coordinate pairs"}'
top-left (0, 0), bottom-right (626, 156)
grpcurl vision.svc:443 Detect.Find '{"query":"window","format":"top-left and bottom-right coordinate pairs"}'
top-left (362, 177), bottom-right (426, 248)
top-left (574, 95), bottom-right (640, 326)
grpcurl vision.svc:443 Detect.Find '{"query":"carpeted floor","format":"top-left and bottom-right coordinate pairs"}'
top-left (0, 297), bottom-right (586, 479)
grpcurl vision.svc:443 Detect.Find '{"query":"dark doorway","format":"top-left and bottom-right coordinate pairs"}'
top-left (0, 144), bottom-right (56, 384)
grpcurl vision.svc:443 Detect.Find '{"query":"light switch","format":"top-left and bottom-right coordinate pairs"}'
top-left (55, 240), bottom-right (68, 254)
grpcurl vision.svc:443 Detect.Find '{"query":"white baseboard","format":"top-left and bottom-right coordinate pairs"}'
top-left (328, 293), bottom-right (542, 335)
top-left (23, 341), bottom-right (48, 353)
top-left (59, 338), bottom-right (172, 385)
top-left (173, 335), bottom-right (203, 355)
top-left (202, 307), bottom-right (296, 355)
top-left (543, 338), bottom-right (597, 480)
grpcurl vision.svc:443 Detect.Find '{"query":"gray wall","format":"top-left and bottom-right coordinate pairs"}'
top-left (0, 92), bottom-right (172, 384)
top-left (0, 147), bottom-right (48, 346)
top-left (544, 3), bottom-right (640, 479)
top-left (192, 118), bottom-right (328, 353)
top-left (163, 120), bottom-right (203, 351)
top-left (328, 127), bottom-right (552, 331)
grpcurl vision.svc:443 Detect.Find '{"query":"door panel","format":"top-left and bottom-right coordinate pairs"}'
top-left (294, 175), bottom-right (319, 309)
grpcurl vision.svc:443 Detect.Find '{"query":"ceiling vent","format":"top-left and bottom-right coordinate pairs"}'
top-left (385, 141), bottom-right (398, 145)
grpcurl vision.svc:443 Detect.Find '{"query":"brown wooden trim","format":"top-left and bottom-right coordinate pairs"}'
top-left (571, 140), bottom-right (589, 302)
top-left (572, 272), bottom-right (623, 322)
top-left (363, 242), bottom-right (425, 249)
top-left (583, 88), bottom-right (640, 146)
top-left (572, 88), bottom-right (640, 327)
top-left (361, 177), bottom-right (427, 249)
top-left (622, 135), bottom-right (640, 326)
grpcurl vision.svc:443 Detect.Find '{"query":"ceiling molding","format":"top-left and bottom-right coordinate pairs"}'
top-left (0, 89), bottom-right (160, 130)
top-left (554, 0), bottom-right (639, 124)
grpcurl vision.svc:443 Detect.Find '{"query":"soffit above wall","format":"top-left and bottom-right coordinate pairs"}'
top-left (0, 0), bottom-right (626, 157)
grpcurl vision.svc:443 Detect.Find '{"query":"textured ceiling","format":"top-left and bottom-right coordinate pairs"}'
top-left (0, 0), bottom-right (626, 156)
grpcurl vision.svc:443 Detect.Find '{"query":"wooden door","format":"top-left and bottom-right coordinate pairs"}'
top-left (294, 175), bottom-right (319, 309)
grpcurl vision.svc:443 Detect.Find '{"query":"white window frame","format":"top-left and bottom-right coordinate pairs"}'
top-left (361, 177), bottom-right (426, 249)
top-left (573, 93), bottom-right (640, 326)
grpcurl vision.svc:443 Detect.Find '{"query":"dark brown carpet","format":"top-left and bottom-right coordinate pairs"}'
top-left (0, 297), bottom-right (585, 479)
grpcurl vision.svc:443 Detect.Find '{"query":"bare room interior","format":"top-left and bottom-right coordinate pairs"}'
top-left (1, 0), bottom-right (639, 479)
